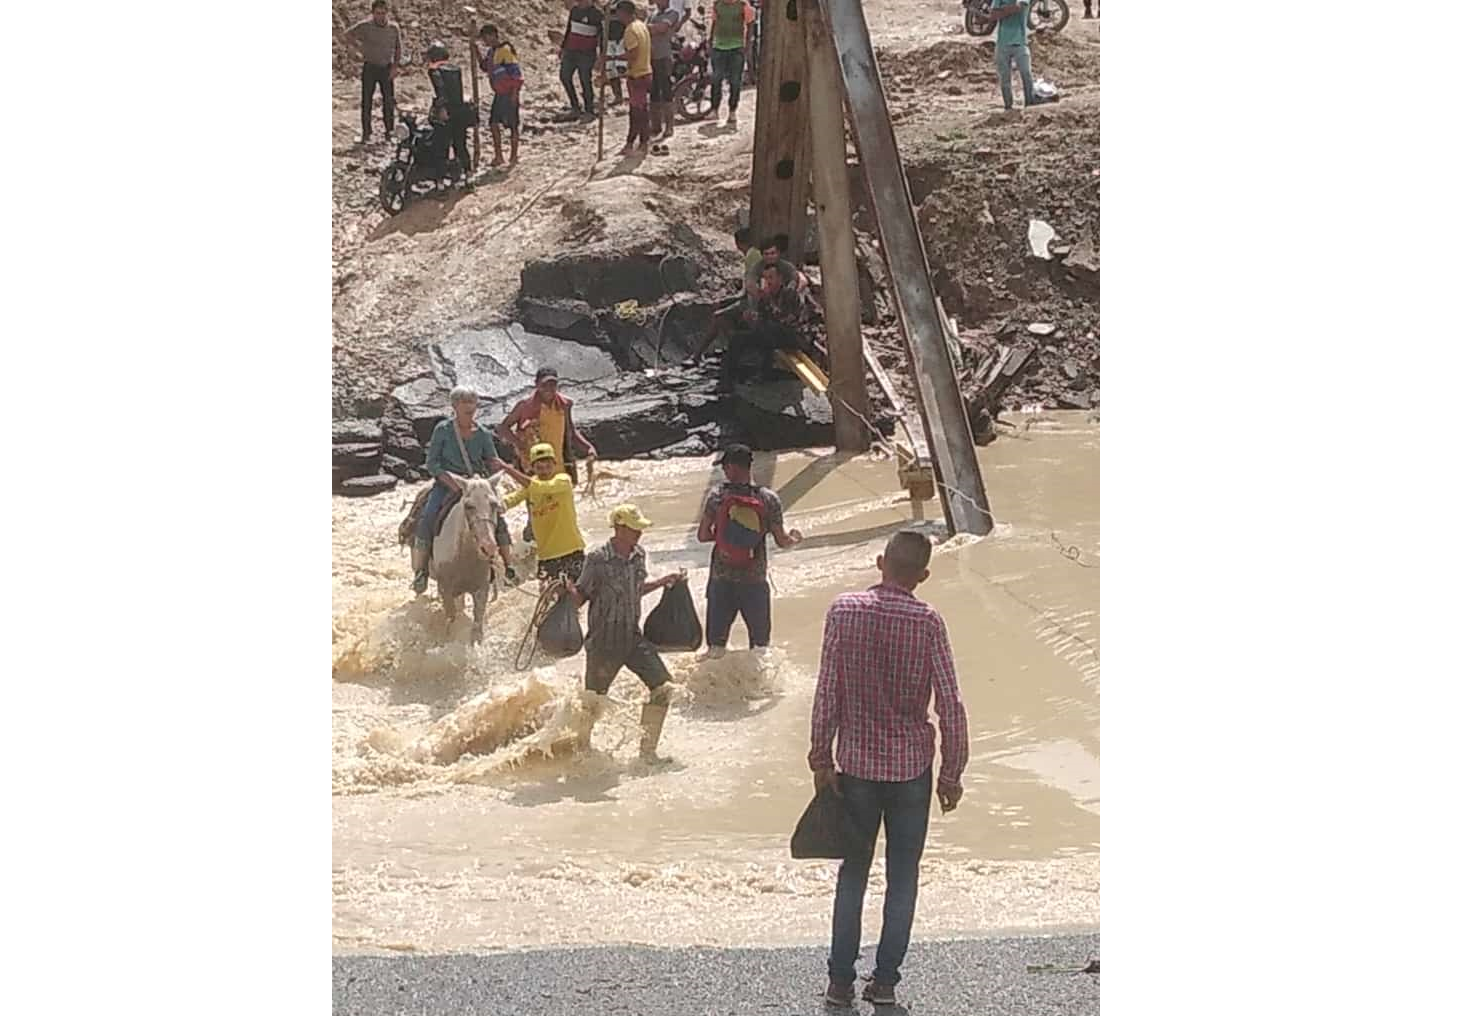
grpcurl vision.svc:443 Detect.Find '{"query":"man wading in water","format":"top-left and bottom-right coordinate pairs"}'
top-left (697, 444), bottom-right (801, 652)
top-left (566, 504), bottom-right (684, 760)
top-left (809, 531), bottom-right (970, 1009)
top-left (497, 367), bottom-right (597, 541)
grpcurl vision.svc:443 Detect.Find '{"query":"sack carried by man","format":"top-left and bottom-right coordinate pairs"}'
top-left (642, 575), bottom-right (703, 652)
top-left (537, 589), bottom-right (585, 657)
top-left (790, 787), bottom-right (868, 860)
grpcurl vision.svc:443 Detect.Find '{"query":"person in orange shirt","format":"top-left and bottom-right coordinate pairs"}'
top-left (497, 366), bottom-right (597, 541)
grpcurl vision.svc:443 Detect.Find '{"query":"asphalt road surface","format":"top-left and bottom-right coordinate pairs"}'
top-left (333, 932), bottom-right (1100, 1015)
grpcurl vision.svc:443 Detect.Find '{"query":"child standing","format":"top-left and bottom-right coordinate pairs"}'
top-left (477, 24), bottom-right (523, 167)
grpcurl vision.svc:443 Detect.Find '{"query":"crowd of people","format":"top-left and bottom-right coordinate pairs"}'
top-left (342, 0), bottom-right (761, 173)
top-left (403, 373), bottom-right (970, 1004)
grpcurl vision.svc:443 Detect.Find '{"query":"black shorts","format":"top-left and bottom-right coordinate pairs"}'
top-left (495, 515), bottom-right (513, 548)
top-left (584, 639), bottom-right (671, 695)
top-left (490, 92), bottom-right (520, 130)
top-left (538, 550), bottom-right (585, 583)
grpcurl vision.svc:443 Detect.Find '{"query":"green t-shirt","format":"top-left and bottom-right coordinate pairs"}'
top-left (712, 0), bottom-right (750, 52)
top-left (992, 0), bottom-right (1029, 48)
top-left (426, 418), bottom-right (497, 478)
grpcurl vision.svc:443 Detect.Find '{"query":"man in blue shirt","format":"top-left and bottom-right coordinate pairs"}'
top-left (411, 386), bottom-right (516, 593)
top-left (989, 0), bottom-right (1035, 112)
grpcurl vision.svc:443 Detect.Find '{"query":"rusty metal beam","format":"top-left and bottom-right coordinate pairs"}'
top-left (817, 0), bottom-right (994, 535)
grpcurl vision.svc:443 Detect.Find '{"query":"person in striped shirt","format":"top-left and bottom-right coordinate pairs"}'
top-left (808, 530), bottom-right (970, 1009)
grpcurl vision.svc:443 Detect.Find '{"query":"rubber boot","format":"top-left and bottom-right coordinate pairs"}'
top-left (575, 691), bottom-right (603, 751)
top-left (664, 101), bottom-right (676, 139)
top-left (410, 544), bottom-right (430, 594)
top-left (639, 703), bottom-right (669, 761)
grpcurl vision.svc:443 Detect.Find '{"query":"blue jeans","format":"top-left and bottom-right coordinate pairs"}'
top-left (828, 767), bottom-right (932, 988)
top-left (996, 42), bottom-right (1034, 110)
top-left (705, 576), bottom-right (771, 647)
top-left (415, 482), bottom-right (452, 548)
top-left (710, 48), bottom-right (745, 113)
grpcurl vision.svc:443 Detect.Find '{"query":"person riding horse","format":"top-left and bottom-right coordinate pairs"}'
top-left (411, 387), bottom-right (517, 593)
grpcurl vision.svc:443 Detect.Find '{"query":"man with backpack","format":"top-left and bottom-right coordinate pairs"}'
top-left (697, 444), bottom-right (802, 652)
top-left (427, 41), bottom-right (475, 185)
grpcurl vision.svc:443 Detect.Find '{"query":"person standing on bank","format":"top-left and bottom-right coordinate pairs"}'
top-left (411, 387), bottom-right (518, 594)
top-left (558, 0), bottom-right (605, 117)
top-left (344, 1), bottom-right (402, 145)
top-left (646, 0), bottom-right (682, 148)
top-left (697, 444), bottom-right (802, 652)
top-left (566, 505), bottom-right (685, 761)
top-left (477, 23), bottom-right (523, 167)
top-left (614, 1), bottom-right (653, 157)
top-left (427, 41), bottom-right (476, 185)
top-left (809, 530), bottom-right (969, 1009)
top-left (705, 0), bottom-right (754, 128)
top-left (988, 0), bottom-right (1036, 112)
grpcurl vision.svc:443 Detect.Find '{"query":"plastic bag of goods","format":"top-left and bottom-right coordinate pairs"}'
top-left (642, 576), bottom-right (703, 652)
top-left (538, 590), bottom-right (586, 657)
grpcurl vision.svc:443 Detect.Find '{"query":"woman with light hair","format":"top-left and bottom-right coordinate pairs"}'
top-left (410, 387), bottom-right (517, 593)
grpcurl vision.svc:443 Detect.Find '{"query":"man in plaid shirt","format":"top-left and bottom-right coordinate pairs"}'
top-left (808, 530), bottom-right (969, 1009)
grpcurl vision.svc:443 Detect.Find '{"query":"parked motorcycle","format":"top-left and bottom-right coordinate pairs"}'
top-left (673, 35), bottom-right (716, 122)
top-left (963, 0), bottom-right (1070, 37)
top-left (377, 112), bottom-right (462, 216)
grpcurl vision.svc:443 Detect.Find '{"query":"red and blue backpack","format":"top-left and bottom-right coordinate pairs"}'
top-left (714, 487), bottom-right (768, 567)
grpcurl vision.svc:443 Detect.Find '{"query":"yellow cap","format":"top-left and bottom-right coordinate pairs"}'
top-left (528, 442), bottom-right (557, 463)
top-left (610, 503), bottom-right (653, 531)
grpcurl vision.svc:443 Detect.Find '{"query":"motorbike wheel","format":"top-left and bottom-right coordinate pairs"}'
top-left (379, 163), bottom-right (409, 216)
top-left (963, 5), bottom-right (994, 37)
top-left (1029, 0), bottom-right (1070, 34)
top-left (676, 76), bottom-right (715, 123)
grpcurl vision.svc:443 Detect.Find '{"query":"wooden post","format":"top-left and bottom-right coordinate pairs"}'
top-left (803, 0), bottom-right (868, 454)
top-left (819, 0), bottom-right (993, 534)
top-left (597, 12), bottom-right (611, 159)
top-left (748, 0), bottom-right (811, 255)
top-left (465, 9), bottom-right (482, 170)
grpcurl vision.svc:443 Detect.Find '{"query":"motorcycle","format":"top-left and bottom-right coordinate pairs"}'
top-left (377, 112), bottom-right (463, 216)
top-left (672, 35), bottom-right (716, 122)
top-left (964, 0), bottom-right (1070, 37)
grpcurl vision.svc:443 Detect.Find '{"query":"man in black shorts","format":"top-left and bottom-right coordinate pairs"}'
top-left (566, 503), bottom-right (685, 761)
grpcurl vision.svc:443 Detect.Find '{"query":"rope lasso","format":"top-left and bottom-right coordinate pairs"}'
top-left (513, 578), bottom-right (566, 672)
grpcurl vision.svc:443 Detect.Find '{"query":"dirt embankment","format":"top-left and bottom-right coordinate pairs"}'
top-left (331, 3), bottom-right (1099, 424)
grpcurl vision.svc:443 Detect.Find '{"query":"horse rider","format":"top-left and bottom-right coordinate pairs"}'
top-left (411, 386), bottom-right (517, 594)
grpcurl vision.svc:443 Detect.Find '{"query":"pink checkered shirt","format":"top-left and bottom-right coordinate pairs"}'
top-left (808, 584), bottom-right (969, 791)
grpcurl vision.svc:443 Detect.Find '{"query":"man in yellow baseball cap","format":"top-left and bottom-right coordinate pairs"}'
top-left (566, 502), bottom-right (684, 761)
top-left (497, 441), bottom-right (588, 582)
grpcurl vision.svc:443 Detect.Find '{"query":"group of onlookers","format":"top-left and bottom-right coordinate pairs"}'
top-left (343, 0), bottom-right (760, 171)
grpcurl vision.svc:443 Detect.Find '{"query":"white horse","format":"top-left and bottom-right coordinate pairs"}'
top-left (429, 475), bottom-right (504, 643)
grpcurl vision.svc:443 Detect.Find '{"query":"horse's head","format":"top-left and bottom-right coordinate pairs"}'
top-left (448, 475), bottom-right (503, 562)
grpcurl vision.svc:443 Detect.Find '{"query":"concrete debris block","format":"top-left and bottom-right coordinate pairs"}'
top-left (1059, 391), bottom-right (1093, 410)
top-left (332, 442), bottom-right (383, 470)
top-left (979, 204), bottom-right (995, 228)
top-left (517, 298), bottom-right (599, 344)
top-left (1027, 219), bottom-right (1058, 260)
top-left (336, 474), bottom-right (399, 498)
top-left (1062, 360), bottom-right (1080, 380)
top-left (1051, 244), bottom-right (1072, 257)
top-left (332, 419), bottom-right (383, 446)
top-left (1064, 237), bottom-right (1100, 280)
top-left (1028, 322), bottom-right (1056, 337)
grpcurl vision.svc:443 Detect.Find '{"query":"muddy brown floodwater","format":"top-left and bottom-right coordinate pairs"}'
top-left (332, 412), bottom-right (1099, 954)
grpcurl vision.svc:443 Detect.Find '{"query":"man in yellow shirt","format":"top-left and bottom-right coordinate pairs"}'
top-left (615, 1), bottom-right (652, 156)
top-left (500, 442), bottom-right (588, 582)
